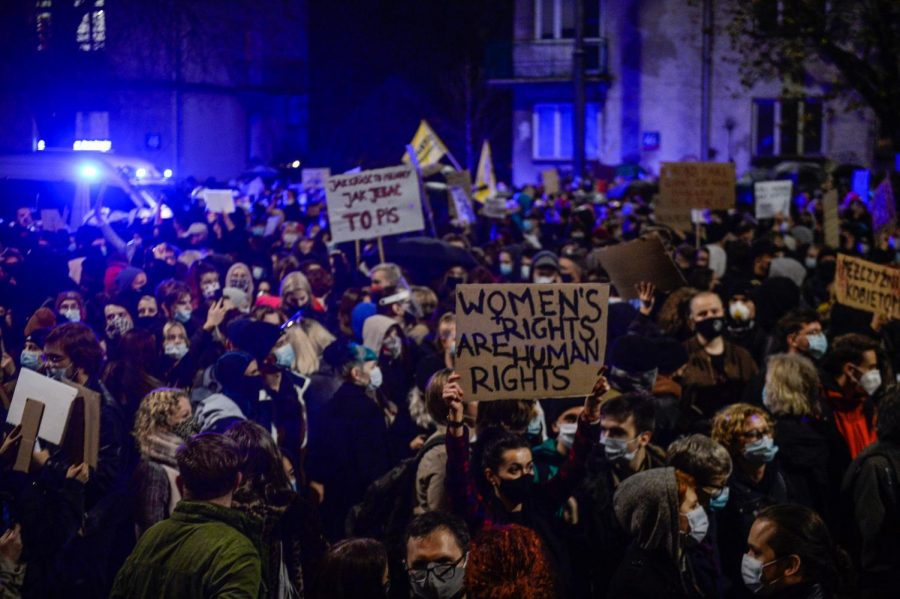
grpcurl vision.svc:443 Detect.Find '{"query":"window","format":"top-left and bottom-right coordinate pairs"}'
top-left (535, 0), bottom-right (601, 40)
top-left (36, 0), bottom-right (52, 51)
top-left (533, 103), bottom-right (601, 160)
top-left (75, 0), bottom-right (105, 51)
top-left (752, 98), bottom-right (823, 157)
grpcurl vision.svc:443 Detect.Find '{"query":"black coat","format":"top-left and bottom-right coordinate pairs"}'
top-left (305, 381), bottom-right (392, 540)
top-left (608, 544), bottom-right (693, 599)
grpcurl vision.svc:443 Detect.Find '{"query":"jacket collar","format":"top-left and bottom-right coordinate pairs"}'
top-left (172, 500), bottom-right (262, 546)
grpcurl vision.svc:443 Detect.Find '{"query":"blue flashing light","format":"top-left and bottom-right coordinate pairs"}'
top-left (80, 164), bottom-right (99, 180)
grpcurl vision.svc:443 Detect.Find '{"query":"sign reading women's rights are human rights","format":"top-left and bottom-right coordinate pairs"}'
top-left (454, 283), bottom-right (610, 402)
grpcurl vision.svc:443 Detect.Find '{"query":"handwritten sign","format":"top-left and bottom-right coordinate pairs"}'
top-left (834, 254), bottom-right (900, 319)
top-left (659, 163), bottom-right (736, 225)
top-left (325, 165), bottom-right (425, 243)
top-left (754, 180), bottom-right (793, 219)
top-left (455, 283), bottom-right (610, 401)
top-left (302, 168), bottom-right (331, 199)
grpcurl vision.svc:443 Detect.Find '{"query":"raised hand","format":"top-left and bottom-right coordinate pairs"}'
top-left (635, 281), bottom-right (656, 316)
top-left (584, 367), bottom-right (610, 423)
top-left (443, 373), bottom-right (466, 436)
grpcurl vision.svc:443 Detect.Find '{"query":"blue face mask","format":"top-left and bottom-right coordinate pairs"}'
top-left (743, 435), bottom-right (779, 464)
top-left (20, 349), bottom-right (41, 371)
top-left (709, 486), bottom-right (730, 510)
top-left (274, 344), bottom-right (295, 369)
top-left (499, 263), bottom-right (513, 276)
top-left (805, 333), bottom-right (827, 359)
top-left (174, 307), bottom-right (193, 323)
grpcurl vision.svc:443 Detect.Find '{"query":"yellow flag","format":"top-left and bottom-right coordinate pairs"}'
top-left (472, 140), bottom-right (496, 204)
top-left (402, 120), bottom-right (449, 168)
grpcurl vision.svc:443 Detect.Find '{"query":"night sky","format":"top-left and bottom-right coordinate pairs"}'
top-left (307, 0), bottom-right (514, 178)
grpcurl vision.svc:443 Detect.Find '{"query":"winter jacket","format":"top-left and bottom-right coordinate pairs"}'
top-left (109, 500), bottom-right (263, 599)
top-left (681, 337), bottom-right (758, 426)
top-left (414, 428), bottom-right (449, 514)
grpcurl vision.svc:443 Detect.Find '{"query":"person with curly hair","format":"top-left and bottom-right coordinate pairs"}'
top-left (465, 524), bottom-right (555, 599)
top-left (712, 402), bottom-right (789, 593)
top-left (131, 388), bottom-right (195, 536)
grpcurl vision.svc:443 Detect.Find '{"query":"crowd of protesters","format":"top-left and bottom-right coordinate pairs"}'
top-left (0, 165), bottom-right (898, 599)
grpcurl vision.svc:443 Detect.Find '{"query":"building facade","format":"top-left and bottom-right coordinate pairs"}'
top-left (0, 0), bottom-right (309, 180)
top-left (490, 0), bottom-right (877, 186)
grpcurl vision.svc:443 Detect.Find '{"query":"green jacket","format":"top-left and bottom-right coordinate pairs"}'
top-left (110, 500), bottom-right (263, 599)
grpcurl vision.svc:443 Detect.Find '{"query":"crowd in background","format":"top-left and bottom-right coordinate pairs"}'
top-left (0, 166), bottom-right (899, 599)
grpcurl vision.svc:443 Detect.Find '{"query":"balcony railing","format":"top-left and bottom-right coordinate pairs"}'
top-left (486, 38), bottom-right (609, 82)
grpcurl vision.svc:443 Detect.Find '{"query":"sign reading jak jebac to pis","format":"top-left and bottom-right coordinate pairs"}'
top-left (454, 284), bottom-right (610, 401)
top-left (325, 165), bottom-right (425, 244)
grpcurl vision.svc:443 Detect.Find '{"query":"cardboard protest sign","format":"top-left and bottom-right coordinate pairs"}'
top-left (823, 189), bottom-right (839, 249)
top-left (325, 165), bottom-right (425, 244)
top-left (445, 171), bottom-right (476, 225)
top-left (6, 369), bottom-right (101, 469)
top-left (201, 189), bottom-right (235, 214)
top-left (542, 168), bottom-right (560, 195)
top-left (596, 236), bottom-right (687, 300)
top-left (480, 195), bottom-right (506, 219)
top-left (654, 194), bottom-right (691, 231)
top-left (658, 163), bottom-right (736, 227)
top-left (872, 177), bottom-right (896, 236)
top-left (834, 254), bottom-right (900, 320)
top-left (754, 180), bottom-right (793, 219)
top-left (455, 283), bottom-right (610, 401)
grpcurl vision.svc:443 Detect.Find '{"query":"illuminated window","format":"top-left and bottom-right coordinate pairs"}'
top-left (75, 0), bottom-right (105, 51)
top-left (532, 103), bottom-right (601, 160)
top-left (534, 0), bottom-right (601, 40)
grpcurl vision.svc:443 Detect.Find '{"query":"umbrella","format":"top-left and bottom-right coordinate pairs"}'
top-left (773, 161), bottom-right (826, 192)
top-left (384, 236), bottom-right (477, 285)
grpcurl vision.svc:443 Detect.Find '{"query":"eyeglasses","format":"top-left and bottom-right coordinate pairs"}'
top-left (406, 555), bottom-right (466, 584)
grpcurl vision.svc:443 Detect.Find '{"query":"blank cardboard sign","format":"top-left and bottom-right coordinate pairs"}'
top-left (596, 236), bottom-right (687, 300)
top-left (454, 283), bottom-right (610, 402)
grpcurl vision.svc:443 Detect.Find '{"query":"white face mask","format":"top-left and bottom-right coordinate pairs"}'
top-left (741, 554), bottom-right (782, 594)
top-left (557, 422), bottom-right (578, 450)
top-left (61, 308), bottom-right (81, 323)
top-left (534, 275), bottom-right (555, 284)
top-left (729, 301), bottom-right (751, 322)
top-left (201, 282), bottom-right (220, 299)
top-left (520, 265), bottom-right (531, 280)
top-left (859, 369), bottom-right (882, 396)
top-left (164, 342), bottom-right (188, 360)
top-left (601, 436), bottom-right (638, 463)
top-left (685, 505), bottom-right (709, 544)
top-left (367, 365), bottom-right (383, 390)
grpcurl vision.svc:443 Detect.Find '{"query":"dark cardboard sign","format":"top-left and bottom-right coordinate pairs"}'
top-left (596, 236), bottom-right (687, 300)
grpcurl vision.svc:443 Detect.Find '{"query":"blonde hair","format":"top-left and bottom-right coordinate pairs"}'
top-left (226, 262), bottom-right (255, 298)
top-left (162, 320), bottom-right (188, 343)
top-left (764, 353), bottom-right (820, 417)
top-left (711, 403), bottom-right (774, 453)
top-left (133, 387), bottom-right (188, 453)
top-left (280, 271), bottom-right (312, 301)
top-left (287, 318), bottom-right (336, 375)
top-left (411, 286), bottom-right (438, 320)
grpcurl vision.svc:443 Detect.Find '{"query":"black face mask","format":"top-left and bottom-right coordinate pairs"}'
top-left (497, 475), bottom-right (533, 505)
top-left (696, 316), bottom-right (725, 341)
top-left (445, 275), bottom-right (465, 290)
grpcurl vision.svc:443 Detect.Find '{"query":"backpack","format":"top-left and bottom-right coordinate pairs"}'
top-left (345, 434), bottom-right (446, 544)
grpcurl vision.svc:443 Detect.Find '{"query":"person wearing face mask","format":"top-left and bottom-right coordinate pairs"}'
top-left (280, 271), bottom-right (313, 319)
top-left (225, 262), bottom-right (255, 299)
top-left (103, 302), bottom-right (135, 347)
top-left (16, 327), bottom-right (50, 374)
top-left (155, 279), bottom-right (196, 330)
top-left (821, 333), bottom-right (881, 459)
top-left (575, 393), bottom-right (666, 596)
top-left (741, 505), bottom-right (849, 598)
top-left (305, 342), bottom-right (394, 540)
top-left (842, 386), bottom-right (900, 596)
top-left (712, 403), bottom-right (789, 593)
top-left (404, 511), bottom-right (470, 599)
top-left (495, 249), bottom-right (518, 282)
top-left (131, 388), bottom-right (198, 536)
top-left (442, 371), bottom-right (607, 597)
top-left (725, 283), bottom-right (762, 352)
top-left (763, 354), bottom-right (845, 526)
top-left (55, 290), bottom-right (86, 323)
top-left (529, 250), bottom-right (561, 284)
top-left (681, 291), bottom-right (759, 427)
top-left (530, 400), bottom-right (583, 483)
top-left (667, 434), bottom-right (734, 598)
top-left (608, 467), bottom-right (707, 598)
